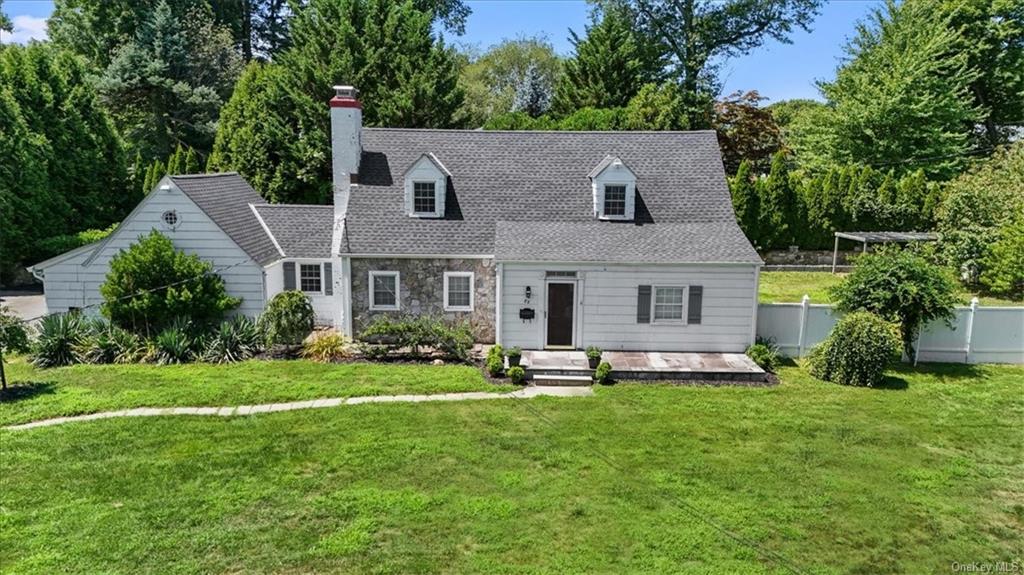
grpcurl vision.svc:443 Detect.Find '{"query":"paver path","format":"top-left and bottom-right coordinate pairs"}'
top-left (4, 386), bottom-right (594, 431)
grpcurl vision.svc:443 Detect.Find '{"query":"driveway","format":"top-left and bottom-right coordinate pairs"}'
top-left (0, 294), bottom-right (47, 323)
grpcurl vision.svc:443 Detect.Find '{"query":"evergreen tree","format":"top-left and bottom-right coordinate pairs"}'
top-left (552, 6), bottom-right (666, 115)
top-left (758, 151), bottom-right (800, 249)
top-left (458, 36), bottom-right (561, 126)
top-left (211, 0), bottom-right (464, 204)
top-left (511, 63), bottom-right (553, 118)
top-left (729, 160), bottom-right (760, 246)
top-left (184, 146), bottom-right (201, 173)
top-left (621, 82), bottom-right (694, 130)
top-left (97, 1), bottom-right (242, 161)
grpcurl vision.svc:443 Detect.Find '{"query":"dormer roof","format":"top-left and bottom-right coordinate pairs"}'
top-left (588, 155), bottom-right (634, 179)
top-left (404, 152), bottom-right (451, 177)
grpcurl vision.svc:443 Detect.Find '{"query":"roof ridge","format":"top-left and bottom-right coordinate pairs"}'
top-left (169, 172), bottom-right (240, 179)
top-left (256, 203), bottom-right (333, 209)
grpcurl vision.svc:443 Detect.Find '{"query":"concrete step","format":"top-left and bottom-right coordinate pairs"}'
top-left (531, 374), bottom-right (593, 387)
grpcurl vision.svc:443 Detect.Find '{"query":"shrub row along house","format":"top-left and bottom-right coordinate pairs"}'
top-left (29, 86), bottom-right (762, 352)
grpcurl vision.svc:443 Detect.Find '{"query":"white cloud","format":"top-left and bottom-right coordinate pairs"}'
top-left (0, 15), bottom-right (49, 45)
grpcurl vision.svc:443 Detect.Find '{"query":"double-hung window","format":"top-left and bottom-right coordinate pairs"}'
top-left (369, 271), bottom-right (400, 311)
top-left (603, 184), bottom-right (627, 217)
top-left (299, 264), bottom-right (322, 294)
top-left (652, 286), bottom-right (686, 322)
top-left (443, 272), bottom-right (474, 312)
top-left (413, 182), bottom-right (436, 215)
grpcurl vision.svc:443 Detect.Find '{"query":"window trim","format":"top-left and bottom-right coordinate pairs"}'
top-left (598, 181), bottom-right (634, 220)
top-left (298, 263), bottom-right (324, 295)
top-left (412, 180), bottom-right (438, 216)
top-left (443, 271), bottom-right (474, 312)
top-left (650, 285), bottom-right (688, 325)
top-left (602, 184), bottom-right (627, 217)
top-left (369, 271), bottom-right (401, 311)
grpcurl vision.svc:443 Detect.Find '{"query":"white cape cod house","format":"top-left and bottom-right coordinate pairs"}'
top-left (30, 86), bottom-right (763, 352)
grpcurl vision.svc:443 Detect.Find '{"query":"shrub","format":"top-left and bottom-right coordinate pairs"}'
top-left (594, 361), bottom-right (613, 385)
top-left (301, 331), bottom-right (355, 363)
top-left (76, 320), bottom-right (120, 364)
top-left (585, 346), bottom-right (602, 360)
top-left (359, 316), bottom-right (474, 361)
top-left (807, 311), bottom-right (901, 387)
top-left (148, 323), bottom-right (195, 365)
top-left (100, 230), bottom-right (241, 334)
top-left (979, 217), bottom-right (1024, 299)
top-left (0, 305), bottom-right (30, 355)
top-left (745, 341), bottom-right (780, 373)
top-left (831, 246), bottom-right (959, 358)
top-left (486, 344), bottom-right (505, 377)
top-left (31, 313), bottom-right (87, 368)
top-left (507, 365), bottom-right (526, 384)
top-left (109, 326), bottom-right (145, 364)
top-left (202, 316), bottom-right (263, 363)
top-left (261, 291), bottom-right (315, 346)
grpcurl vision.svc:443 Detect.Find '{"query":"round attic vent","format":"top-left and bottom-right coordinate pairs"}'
top-left (161, 210), bottom-right (180, 229)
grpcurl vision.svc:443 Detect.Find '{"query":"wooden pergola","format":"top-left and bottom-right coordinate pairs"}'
top-left (832, 231), bottom-right (939, 273)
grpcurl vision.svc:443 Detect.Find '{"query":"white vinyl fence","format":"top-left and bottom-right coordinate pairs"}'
top-left (757, 297), bottom-right (1024, 364)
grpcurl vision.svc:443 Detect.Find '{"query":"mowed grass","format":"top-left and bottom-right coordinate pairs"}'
top-left (0, 358), bottom-right (511, 427)
top-left (759, 271), bottom-right (1022, 306)
top-left (2, 363), bottom-right (1022, 574)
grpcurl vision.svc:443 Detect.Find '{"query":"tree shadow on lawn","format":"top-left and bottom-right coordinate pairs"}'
top-left (0, 381), bottom-right (56, 403)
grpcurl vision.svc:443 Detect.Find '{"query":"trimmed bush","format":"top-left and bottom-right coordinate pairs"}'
top-left (359, 316), bottom-right (474, 361)
top-left (585, 346), bottom-right (602, 360)
top-left (746, 341), bottom-right (779, 373)
top-left (594, 361), bottom-right (613, 385)
top-left (807, 311), bottom-right (901, 387)
top-left (202, 316), bottom-right (263, 363)
top-left (507, 365), bottom-right (526, 384)
top-left (100, 230), bottom-right (241, 334)
top-left (486, 344), bottom-right (505, 377)
top-left (261, 291), bottom-right (315, 346)
top-left (31, 313), bottom-right (87, 368)
top-left (301, 331), bottom-right (355, 363)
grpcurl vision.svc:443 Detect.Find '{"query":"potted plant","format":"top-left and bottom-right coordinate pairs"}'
top-left (507, 346), bottom-right (522, 367)
top-left (585, 345), bottom-right (602, 369)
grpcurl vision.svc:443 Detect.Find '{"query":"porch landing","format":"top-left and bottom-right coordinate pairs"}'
top-left (520, 351), bottom-right (767, 383)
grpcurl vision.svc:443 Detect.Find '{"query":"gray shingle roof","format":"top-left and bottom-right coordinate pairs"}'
top-left (346, 129), bottom-right (752, 260)
top-left (494, 221), bottom-right (762, 264)
top-left (170, 173), bottom-right (281, 265)
top-left (253, 204), bottom-right (333, 259)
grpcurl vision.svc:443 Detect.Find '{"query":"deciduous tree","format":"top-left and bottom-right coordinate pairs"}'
top-left (714, 90), bottom-right (783, 174)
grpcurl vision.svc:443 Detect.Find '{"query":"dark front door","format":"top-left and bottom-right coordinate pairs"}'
top-left (546, 283), bottom-right (574, 347)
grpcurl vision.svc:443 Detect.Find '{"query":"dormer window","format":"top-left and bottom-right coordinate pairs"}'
top-left (413, 181), bottom-right (436, 214)
top-left (404, 153), bottom-right (449, 218)
top-left (589, 155), bottom-right (636, 220)
top-left (603, 185), bottom-right (627, 216)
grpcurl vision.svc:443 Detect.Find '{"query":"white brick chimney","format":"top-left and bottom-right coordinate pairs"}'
top-left (330, 86), bottom-right (361, 258)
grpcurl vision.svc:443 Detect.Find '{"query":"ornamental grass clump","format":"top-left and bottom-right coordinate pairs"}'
top-left (31, 313), bottom-right (87, 368)
top-left (301, 331), bottom-right (355, 363)
top-left (202, 316), bottom-right (263, 363)
top-left (807, 311), bottom-right (901, 387)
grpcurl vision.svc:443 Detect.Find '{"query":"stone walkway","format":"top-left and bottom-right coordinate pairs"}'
top-left (4, 386), bottom-right (594, 431)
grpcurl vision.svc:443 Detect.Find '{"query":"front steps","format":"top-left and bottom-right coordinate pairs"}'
top-left (530, 373), bottom-right (594, 387)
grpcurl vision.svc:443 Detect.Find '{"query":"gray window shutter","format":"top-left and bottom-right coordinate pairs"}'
top-left (283, 261), bottom-right (296, 291)
top-left (688, 285), bottom-right (703, 324)
top-left (323, 262), bottom-right (333, 295)
top-left (637, 285), bottom-right (651, 323)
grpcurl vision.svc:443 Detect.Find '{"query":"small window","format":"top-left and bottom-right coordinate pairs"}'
top-left (444, 272), bottom-right (474, 311)
top-left (369, 271), bottom-right (400, 311)
top-left (161, 210), bottom-right (180, 228)
top-left (299, 264), bottom-right (322, 294)
top-left (413, 182), bottom-right (436, 214)
top-left (603, 185), bottom-right (626, 216)
top-left (653, 286), bottom-right (686, 322)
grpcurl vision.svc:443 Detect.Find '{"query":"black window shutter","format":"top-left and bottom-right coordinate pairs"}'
top-left (283, 261), bottom-right (296, 291)
top-left (637, 285), bottom-right (651, 323)
top-left (323, 262), bottom-right (333, 295)
top-left (688, 285), bottom-right (703, 324)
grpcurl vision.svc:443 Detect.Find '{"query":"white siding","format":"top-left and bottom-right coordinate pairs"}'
top-left (40, 182), bottom-right (266, 317)
top-left (500, 263), bottom-right (758, 352)
top-left (265, 259), bottom-right (340, 326)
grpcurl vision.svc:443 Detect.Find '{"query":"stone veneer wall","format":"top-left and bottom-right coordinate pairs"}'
top-left (350, 258), bottom-right (496, 342)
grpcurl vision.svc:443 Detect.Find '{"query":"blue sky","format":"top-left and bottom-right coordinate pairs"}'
top-left (2, 0), bottom-right (881, 102)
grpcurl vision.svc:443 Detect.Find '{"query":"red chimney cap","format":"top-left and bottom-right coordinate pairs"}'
top-left (330, 85), bottom-right (361, 108)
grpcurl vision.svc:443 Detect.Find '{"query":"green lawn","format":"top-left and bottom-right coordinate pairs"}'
top-left (2, 362), bottom-right (1022, 574)
top-left (0, 358), bottom-right (512, 427)
top-left (759, 271), bottom-right (1022, 306)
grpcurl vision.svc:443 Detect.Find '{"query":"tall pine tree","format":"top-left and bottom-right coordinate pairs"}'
top-left (757, 152), bottom-right (800, 249)
top-left (729, 160), bottom-right (761, 247)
